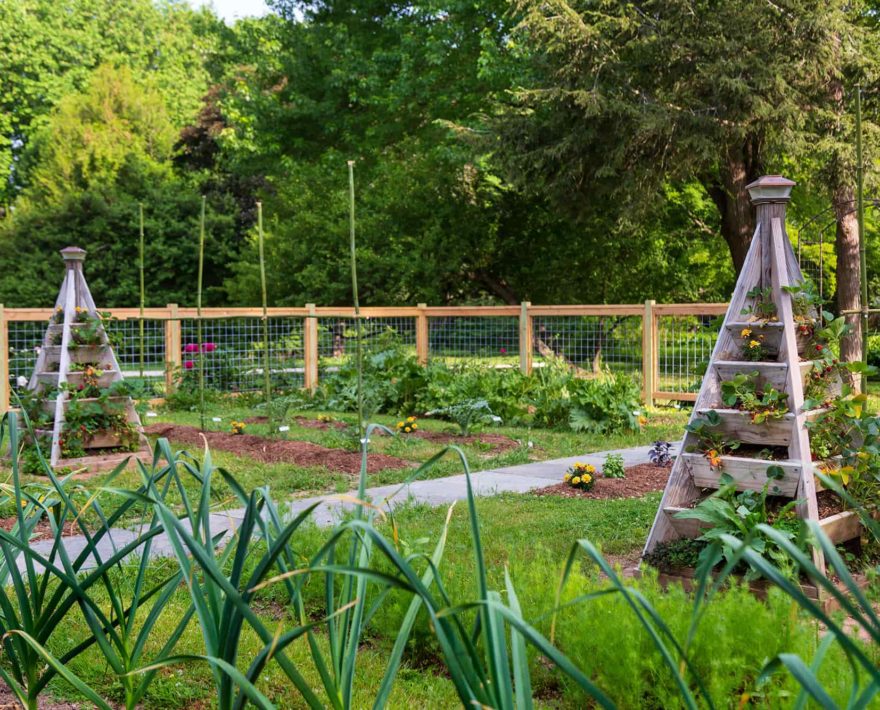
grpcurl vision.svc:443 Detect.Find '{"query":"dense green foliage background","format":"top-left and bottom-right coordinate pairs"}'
top-left (0, 0), bottom-right (877, 308)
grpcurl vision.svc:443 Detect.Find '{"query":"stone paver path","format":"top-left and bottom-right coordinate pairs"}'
top-left (23, 443), bottom-right (678, 572)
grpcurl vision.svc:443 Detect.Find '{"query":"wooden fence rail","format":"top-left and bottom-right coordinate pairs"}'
top-left (0, 301), bottom-right (730, 412)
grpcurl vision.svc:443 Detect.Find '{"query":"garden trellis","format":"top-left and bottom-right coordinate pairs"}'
top-left (643, 176), bottom-right (862, 586)
top-left (25, 247), bottom-right (149, 469)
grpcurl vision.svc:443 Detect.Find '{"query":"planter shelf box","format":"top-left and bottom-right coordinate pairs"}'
top-left (633, 564), bottom-right (870, 614)
top-left (724, 321), bottom-right (812, 358)
top-left (36, 369), bottom-right (119, 388)
top-left (42, 344), bottom-right (110, 364)
top-left (695, 407), bottom-right (826, 447)
top-left (713, 360), bottom-right (813, 393)
top-left (681, 452), bottom-right (801, 496)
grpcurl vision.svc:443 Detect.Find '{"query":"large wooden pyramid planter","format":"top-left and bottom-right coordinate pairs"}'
top-left (642, 176), bottom-right (865, 592)
top-left (23, 247), bottom-right (149, 473)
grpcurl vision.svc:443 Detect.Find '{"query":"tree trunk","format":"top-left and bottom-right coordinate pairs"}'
top-left (705, 142), bottom-right (762, 275)
top-left (826, 78), bottom-right (863, 369)
top-left (832, 183), bottom-right (862, 365)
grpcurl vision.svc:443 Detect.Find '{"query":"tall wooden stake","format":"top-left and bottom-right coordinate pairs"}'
top-left (348, 160), bottom-right (364, 438)
top-left (257, 202), bottom-right (272, 421)
top-left (138, 203), bottom-right (145, 382)
top-left (856, 85), bottom-right (868, 391)
top-left (197, 196), bottom-right (207, 432)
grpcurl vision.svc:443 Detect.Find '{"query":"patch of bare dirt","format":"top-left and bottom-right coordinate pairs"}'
top-left (533, 463), bottom-right (671, 500)
top-left (409, 430), bottom-right (518, 453)
top-left (817, 489), bottom-right (845, 519)
top-left (144, 424), bottom-right (411, 474)
top-left (0, 517), bottom-right (79, 542)
top-left (0, 682), bottom-right (84, 708)
top-left (244, 416), bottom-right (348, 431)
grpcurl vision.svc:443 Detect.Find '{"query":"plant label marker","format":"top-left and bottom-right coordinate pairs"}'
top-left (212, 417), bottom-right (222, 422)
top-left (278, 425), bottom-right (290, 432)
top-left (146, 412), bottom-right (157, 418)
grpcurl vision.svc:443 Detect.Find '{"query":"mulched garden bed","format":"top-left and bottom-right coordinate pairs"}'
top-left (406, 430), bottom-right (519, 453)
top-left (533, 463), bottom-right (671, 500)
top-left (0, 517), bottom-right (79, 541)
top-left (244, 415), bottom-right (348, 431)
top-left (144, 424), bottom-right (411, 474)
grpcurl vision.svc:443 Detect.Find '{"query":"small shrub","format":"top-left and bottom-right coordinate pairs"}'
top-left (642, 538), bottom-right (707, 571)
top-left (427, 399), bottom-right (498, 436)
top-left (602, 452), bottom-right (626, 479)
top-left (649, 440), bottom-right (673, 466)
top-left (563, 462), bottom-right (597, 491)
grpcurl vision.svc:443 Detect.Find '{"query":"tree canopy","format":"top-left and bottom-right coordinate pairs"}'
top-left (0, 0), bottom-right (876, 312)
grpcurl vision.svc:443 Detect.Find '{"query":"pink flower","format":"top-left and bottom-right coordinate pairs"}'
top-left (201, 342), bottom-right (216, 353)
top-left (183, 360), bottom-right (194, 369)
top-left (499, 347), bottom-right (507, 355)
top-left (184, 343), bottom-right (199, 353)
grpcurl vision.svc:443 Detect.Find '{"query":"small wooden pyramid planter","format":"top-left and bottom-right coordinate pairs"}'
top-left (24, 247), bottom-right (149, 473)
top-left (642, 176), bottom-right (864, 591)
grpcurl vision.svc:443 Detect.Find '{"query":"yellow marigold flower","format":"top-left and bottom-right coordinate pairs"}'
top-left (404, 427), bottom-right (411, 433)
top-left (397, 421), bottom-right (404, 428)
top-left (638, 415), bottom-right (648, 426)
top-left (583, 474), bottom-right (592, 483)
top-left (563, 473), bottom-right (571, 481)
top-left (571, 476), bottom-right (581, 485)
top-left (740, 328), bottom-right (752, 338)
top-left (411, 423), bottom-right (418, 429)
top-left (748, 340), bottom-right (761, 348)
top-left (407, 416), bottom-right (416, 422)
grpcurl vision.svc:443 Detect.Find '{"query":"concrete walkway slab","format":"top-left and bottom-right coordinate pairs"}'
top-left (14, 444), bottom-right (667, 573)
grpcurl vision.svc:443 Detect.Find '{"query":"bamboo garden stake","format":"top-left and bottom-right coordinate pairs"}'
top-left (348, 160), bottom-right (364, 438)
top-left (138, 204), bottom-right (146, 382)
top-left (257, 202), bottom-right (272, 425)
top-left (197, 196), bottom-right (207, 432)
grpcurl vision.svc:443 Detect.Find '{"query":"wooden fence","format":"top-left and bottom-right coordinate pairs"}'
top-left (0, 301), bottom-right (730, 411)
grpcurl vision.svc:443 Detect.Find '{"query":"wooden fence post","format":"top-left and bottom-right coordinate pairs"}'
top-left (642, 300), bottom-right (656, 407)
top-left (0, 304), bottom-right (8, 412)
top-left (164, 303), bottom-right (180, 395)
top-left (519, 301), bottom-right (532, 375)
top-left (416, 303), bottom-right (429, 365)
top-left (304, 303), bottom-right (318, 393)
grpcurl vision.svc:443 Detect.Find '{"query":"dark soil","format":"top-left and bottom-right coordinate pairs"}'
top-left (144, 424), bottom-right (411, 474)
top-left (0, 683), bottom-right (83, 708)
top-left (816, 489), bottom-right (845, 519)
top-left (533, 463), bottom-right (671, 500)
top-left (244, 416), bottom-right (348, 431)
top-left (0, 517), bottom-right (79, 541)
top-left (408, 430), bottom-right (519, 453)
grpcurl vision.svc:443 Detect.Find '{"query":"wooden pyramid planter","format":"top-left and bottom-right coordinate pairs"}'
top-left (21, 247), bottom-right (149, 472)
top-left (642, 176), bottom-right (865, 593)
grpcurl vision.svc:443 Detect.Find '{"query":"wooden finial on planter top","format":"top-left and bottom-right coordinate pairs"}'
top-left (60, 246), bottom-right (87, 269)
top-left (747, 176), bottom-right (795, 288)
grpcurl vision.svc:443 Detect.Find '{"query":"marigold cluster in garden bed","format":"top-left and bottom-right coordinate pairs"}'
top-left (230, 420), bottom-right (246, 435)
top-left (563, 462), bottom-right (597, 491)
top-left (396, 416), bottom-right (418, 434)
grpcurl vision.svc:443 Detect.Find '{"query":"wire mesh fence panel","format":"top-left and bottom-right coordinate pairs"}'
top-left (655, 314), bottom-right (719, 395)
top-left (8, 321), bottom-right (47, 398)
top-left (427, 316), bottom-right (519, 364)
top-left (180, 317), bottom-right (306, 393)
top-left (104, 318), bottom-right (166, 393)
top-left (532, 315), bottom-right (643, 376)
top-left (316, 317), bottom-right (417, 375)
top-left (794, 229), bottom-right (831, 303)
